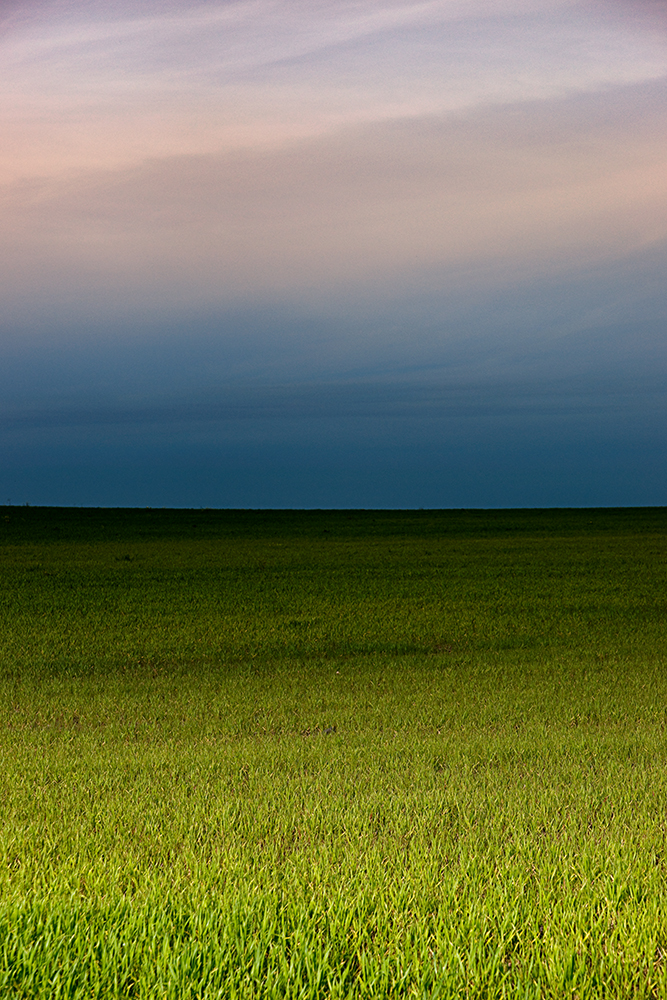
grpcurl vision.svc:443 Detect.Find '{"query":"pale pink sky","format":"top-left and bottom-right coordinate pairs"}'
top-left (1, 0), bottom-right (666, 322)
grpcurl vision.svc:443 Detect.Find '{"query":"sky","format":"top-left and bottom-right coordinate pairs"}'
top-left (1, 0), bottom-right (666, 508)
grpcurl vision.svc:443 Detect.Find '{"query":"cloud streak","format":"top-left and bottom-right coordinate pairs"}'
top-left (2, 79), bottom-right (666, 326)
top-left (2, 0), bottom-right (666, 182)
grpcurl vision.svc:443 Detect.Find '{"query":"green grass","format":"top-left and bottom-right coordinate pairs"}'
top-left (1, 506), bottom-right (666, 997)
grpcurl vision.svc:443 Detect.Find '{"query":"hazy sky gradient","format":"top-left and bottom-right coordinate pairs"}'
top-left (1, 0), bottom-right (665, 507)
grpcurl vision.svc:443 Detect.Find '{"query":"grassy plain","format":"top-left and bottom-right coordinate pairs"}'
top-left (1, 505), bottom-right (666, 998)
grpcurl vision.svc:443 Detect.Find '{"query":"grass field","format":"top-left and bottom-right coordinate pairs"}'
top-left (1, 505), bottom-right (666, 998)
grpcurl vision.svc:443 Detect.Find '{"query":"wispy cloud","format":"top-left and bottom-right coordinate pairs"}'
top-left (2, 78), bottom-right (666, 324)
top-left (2, 0), bottom-right (665, 182)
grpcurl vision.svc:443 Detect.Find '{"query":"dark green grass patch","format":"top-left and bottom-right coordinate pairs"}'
top-left (2, 506), bottom-right (666, 675)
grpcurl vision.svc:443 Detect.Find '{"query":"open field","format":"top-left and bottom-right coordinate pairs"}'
top-left (1, 505), bottom-right (667, 998)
